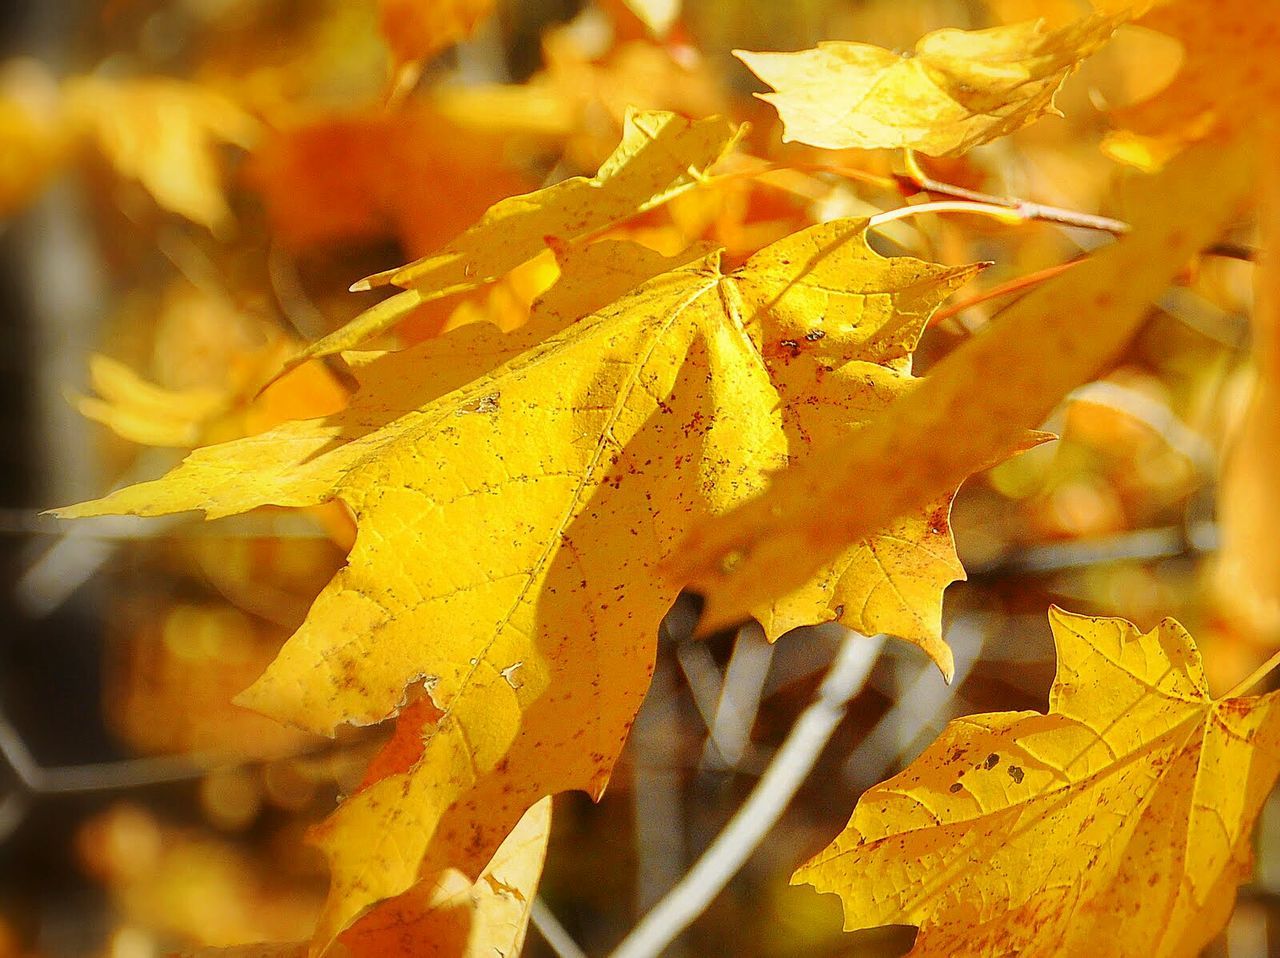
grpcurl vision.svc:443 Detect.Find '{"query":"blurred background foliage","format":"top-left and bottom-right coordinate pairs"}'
top-left (0, 0), bottom-right (1275, 955)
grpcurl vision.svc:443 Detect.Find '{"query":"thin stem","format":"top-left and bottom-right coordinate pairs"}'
top-left (1225, 648), bottom-right (1280, 699)
top-left (900, 151), bottom-right (1256, 261)
top-left (869, 200), bottom-right (1027, 230)
top-left (531, 898), bottom-right (589, 958)
top-left (930, 259), bottom-right (1082, 326)
top-left (606, 631), bottom-right (886, 958)
top-left (901, 150), bottom-right (1131, 235)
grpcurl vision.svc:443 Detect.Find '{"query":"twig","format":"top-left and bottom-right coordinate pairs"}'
top-left (631, 649), bottom-right (689, 920)
top-left (607, 630), bottom-right (886, 958)
top-left (842, 617), bottom-right (984, 790)
top-left (966, 522), bottom-right (1218, 579)
top-left (531, 898), bottom-right (589, 958)
top-left (899, 154), bottom-right (1131, 236)
top-left (869, 200), bottom-right (1028, 230)
top-left (699, 621), bottom-right (774, 771)
top-left (899, 152), bottom-right (1256, 262)
top-left (676, 641), bottom-right (725, 735)
top-left (1226, 648), bottom-right (1280, 698)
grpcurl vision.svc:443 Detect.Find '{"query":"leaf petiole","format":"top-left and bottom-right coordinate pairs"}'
top-left (1225, 646), bottom-right (1280, 699)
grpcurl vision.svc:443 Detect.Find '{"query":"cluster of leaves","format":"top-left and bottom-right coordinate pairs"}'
top-left (8, 0), bottom-right (1280, 953)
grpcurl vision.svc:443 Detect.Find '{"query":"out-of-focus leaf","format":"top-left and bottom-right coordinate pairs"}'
top-left (378, 0), bottom-right (496, 77)
top-left (64, 76), bottom-right (258, 228)
top-left (297, 110), bottom-right (740, 361)
top-left (737, 13), bottom-right (1123, 156)
top-left (1107, 0), bottom-right (1280, 160)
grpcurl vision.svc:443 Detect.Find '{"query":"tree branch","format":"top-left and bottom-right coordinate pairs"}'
top-left (606, 630), bottom-right (886, 958)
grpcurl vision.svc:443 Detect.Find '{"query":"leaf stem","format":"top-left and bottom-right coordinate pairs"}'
top-left (929, 258), bottom-right (1083, 326)
top-left (868, 200), bottom-right (1029, 229)
top-left (1225, 647), bottom-right (1280, 699)
top-left (605, 630), bottom-right (886, 958)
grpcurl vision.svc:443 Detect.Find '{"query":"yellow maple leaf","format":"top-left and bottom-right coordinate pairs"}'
top-left (736, 12), bottom-right (1124, 156)
top-left (75, 354), bottom-right (230, 448)
top-left (63, 76), bottom-right (258, 229)
top-left (57, 222), bottom-right (974, 947)
top-left (298, 109), bottom-right (741, 362)
top-left (183, 796), bottom-right (550, 958)
top-left (1106, 0), bottom-right (1280, 162)
top-left (672, 133), bottom-right (1254, 639)
top-left (339, 797), bottom-right (550, 958)
top-left (795, 608), bottom-right (1280, 957)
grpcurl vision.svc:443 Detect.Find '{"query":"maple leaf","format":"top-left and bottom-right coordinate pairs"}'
top-left (672, 133), bottom-right (1254, 636)
top-left (1105, 0), bottom-right (1280, 164)
top-left (57, 221), bottom-right (974, 946)
top-left (76, 343), bottom-right (348, 449)
top-left (243, 107), bottom-right (532, 255)
top-left (619, 0), bottom-right (682, 37)
top-left (298, 109), bottom-right (741, 361)
top-left (795, 608), bottom-right (1280, 957)
top-left (736, 12), bottom-right (1124, 156)
top-left (339, 797), bottom-right (550, 957)
top-left (76, 354), bottom-right (229, 448)
top-left (378, 0), bottom-right (496, 79)
top-left (185, 795), bottom-right (551, 958)
top-left (63, 76), bottom-right (258, 229)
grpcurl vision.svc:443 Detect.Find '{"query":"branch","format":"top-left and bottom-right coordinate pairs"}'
top-left (898, 152), bottom-right (1256, 262)
top-left (606, 630), bottom-right (886, 958)
top-left (531, 898), bottom-right (589, 958)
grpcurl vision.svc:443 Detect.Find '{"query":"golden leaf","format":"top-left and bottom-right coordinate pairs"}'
top-left (620, 0), bottom-right (682, 37)
top-left (298, 110), bottom-right (741, 361)
top-left (76, 354), bottom-right (229, 448)
top-left (1106, 0), bottom-right (1280, 160)
top-left (672, 134), bottom-right (1254, 643)
top-left (795, 608), bottom-right (1280, 958)
top-left (182, 797), bottom-right (551, 958)
top-left (0, 64), bottom-right (65, 217)
top-left (379, 0), bottom-right (496, 77)
top-left (736, 13), bottom-right (1123, 156)
top-left (63, 76), bottom-right (257, 229)
top-left (339, 797), bottom-right (551, 958)
top-left (56, 221), bottom-right (974, 946)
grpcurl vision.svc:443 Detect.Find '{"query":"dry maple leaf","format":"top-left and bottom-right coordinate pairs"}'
top-left (298, 109), bottom-right (741, 362)
top-left (57, 221), bottom-right (976, 946)
top-left (672, 133), bottom-right (1254, 636)
top-left (795, 608), bottom-right (1280, 957)
top-left (736, 12), bottom-right (1124, 156)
